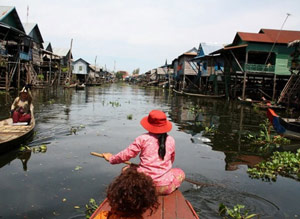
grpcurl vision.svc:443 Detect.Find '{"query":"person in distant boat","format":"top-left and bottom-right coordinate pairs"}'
top-left (103, 110), bottom-right (185, 195)
top-left (11, 86), bottom-right (33, 124)
top-left (65, 77), bottom-right (70, 86)
top-left (94, 168), bottom-right (158, 219)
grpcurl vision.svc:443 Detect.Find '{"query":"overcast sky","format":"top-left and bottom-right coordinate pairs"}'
top-left (2, 0), bottom-right (300, 73)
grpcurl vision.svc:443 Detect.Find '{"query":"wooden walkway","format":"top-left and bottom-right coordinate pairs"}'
top-left (90, 189), bottom-right (199, 219)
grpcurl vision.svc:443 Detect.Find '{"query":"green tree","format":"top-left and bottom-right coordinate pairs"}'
top-left (115, 71), bottom-right (124, 79)
top-left (132, 68), bottom-right (140, 75)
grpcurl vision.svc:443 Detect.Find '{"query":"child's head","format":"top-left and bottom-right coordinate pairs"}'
top-left (140, 110), bottom-right (172, 134)
top-left (107, 168), bottom-right (158, 217)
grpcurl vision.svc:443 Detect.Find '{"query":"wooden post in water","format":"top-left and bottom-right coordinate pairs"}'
top-left (68, 39), bottom-right (73, 83)
top-left (17, 59), bottom-right (20, 90)
top-left (272, 74), bottom-right (277, 101)
top-left (242, 51), bottom-right (248, 100)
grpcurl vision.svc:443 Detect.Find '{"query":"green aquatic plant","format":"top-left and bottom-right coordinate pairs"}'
top-left (48, 99), bottom-right (55, 104)
top-left (188, 105), bottom-right (202, 113)
top-left (109, 101), bottom-right (121, 107)
top-left (85, 198), bottom-right (99, 218)
top-left (204, 125), bottom-right (216, 134)
top-left (19, 145), bottom-right (47, 153)
top-left (245, 120), bottom-right (290, 153)
top-left (247, 149), bottom-right (300, 182)
top-left (219, 203), bottom-right (258, 219)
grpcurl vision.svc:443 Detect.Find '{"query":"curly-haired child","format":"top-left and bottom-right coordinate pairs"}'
top-left (94, 168), bottom-right (159, 219)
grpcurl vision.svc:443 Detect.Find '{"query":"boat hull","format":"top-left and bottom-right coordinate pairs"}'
top-left (0, 116), bottom-right (35, 154)
top-left (90, 189), bottom-right (199, 219)
top-left (267, 108), bottom-right (300, 140)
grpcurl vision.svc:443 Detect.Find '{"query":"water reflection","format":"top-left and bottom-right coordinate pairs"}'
top-left (0, 149), bottom-right (31, 171)
top-left (0, 84), bottom-right (299, 218)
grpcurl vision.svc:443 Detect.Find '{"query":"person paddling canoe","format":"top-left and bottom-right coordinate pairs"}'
top-left (11, 86), bottom-right (33, 124)
top-left (102, 110), bottom-right (185, 195)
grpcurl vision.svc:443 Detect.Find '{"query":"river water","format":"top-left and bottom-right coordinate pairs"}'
top-left (0, 83), bottom-right (299, 219)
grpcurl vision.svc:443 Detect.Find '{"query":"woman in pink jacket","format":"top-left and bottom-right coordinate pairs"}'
top-left (103, 110), bottom-right (185, 195)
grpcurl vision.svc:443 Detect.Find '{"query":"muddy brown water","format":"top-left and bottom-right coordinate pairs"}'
top-left (0, 83), bottom-right (299, 219)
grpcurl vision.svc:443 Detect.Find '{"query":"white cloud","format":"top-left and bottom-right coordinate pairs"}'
top-left (2, 0), bottom-right (300, 73)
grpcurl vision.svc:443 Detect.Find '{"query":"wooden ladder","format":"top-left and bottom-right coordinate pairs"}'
top-left (277, 74), bottom-right (300, 104)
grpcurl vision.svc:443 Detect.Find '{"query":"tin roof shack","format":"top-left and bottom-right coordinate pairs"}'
top-left (53, 48), bottom-right (73, 85)
top-left (41, 41), bottom-right (61, 86)
top-left (216, 28), bottom-right (300, 101)
top-left (0, 6), bottom-right (31, 91)
top-left (23, 23), bottom-right (46, 87)
top-left (87, 64), bottom-right (102, 86)
top-left (72, 58), bottom-right (90, 83)
top-left (173, 48), bottom-right (197, 92)
top-left (193, 43), bottom-right (225, 95)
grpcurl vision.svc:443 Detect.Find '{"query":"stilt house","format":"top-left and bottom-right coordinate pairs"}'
top-left (214, 28), bottom-right (300, 101)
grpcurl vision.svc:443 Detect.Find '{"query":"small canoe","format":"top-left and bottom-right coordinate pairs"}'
top-left (183, 91), bottom-right (225, 98)
top-left (254, 102), bottom-right (285, 110)
top-left (90, 189), bottom-right (199, 219)
top-left (64, 83), bottom-right (77, 89)
top-left (0, 111), bottom-right (35, 154)
top-left (267, 108), bottom-right (300, 140)
top-left (76, 84), bottom-right (86, 90)
top-left (173, 89), bottom-right (184, 95)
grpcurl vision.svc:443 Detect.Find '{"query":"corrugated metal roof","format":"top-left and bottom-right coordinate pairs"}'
top-left (0, 6), bottom-right (14, 20)
top-left (238, 29), bottom-right (300, 44)
top-left (238, 32), bottom-right (273, 43)
top-left (195, 42), bottom-right (224, 59)
top-left (156, 67), bottom-right (167, 75)
top-left (0, 6), bottom-right (25, 33)
top-left (260, 28), bottom-right (300, 44)
top-left (43, 41), bottom-right (52, 52)
top-left (23, 23), bottom-right (44, 44)
top-left (53, 48), bottom-right (70, 57)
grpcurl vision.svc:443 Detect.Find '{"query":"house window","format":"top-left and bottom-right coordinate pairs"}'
top-left (79, 66), bottom-right (83, 71)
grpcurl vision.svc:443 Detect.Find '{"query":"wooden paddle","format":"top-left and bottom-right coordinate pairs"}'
top-left (90, 152), bottom-right (223, 188)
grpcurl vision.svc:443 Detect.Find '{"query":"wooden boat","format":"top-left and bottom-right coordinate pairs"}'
top-left (253, 102), bottom-right (285, 110)
top-left (237, 97), bottom-right (260, 105)
top-left (173, 89), bottom-right (184, 95)
top-left (0, 108), bottom-right (35, 154)
top-left (183, 91), bottom-right (225, 98)
top-left (76, 84), bottom-right (86, 90)
top-left (63, 83), bottom-right (77, 89)
top-left (90, 189), bottom-right (199, 219)
top-left (267, 108), bottom-right (300, 140)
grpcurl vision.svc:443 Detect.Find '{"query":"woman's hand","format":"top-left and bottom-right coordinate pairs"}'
top-left (102, 153), bottom-right (113, 162)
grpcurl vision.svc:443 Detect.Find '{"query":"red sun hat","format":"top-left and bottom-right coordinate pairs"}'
top-left (140, 110), bottom-right (172, 134)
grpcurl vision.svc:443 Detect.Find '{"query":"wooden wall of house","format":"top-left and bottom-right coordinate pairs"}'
top-left (246, 43), bottom-right (293, 75)
top-left (73, 60), bottom-right (89, 75)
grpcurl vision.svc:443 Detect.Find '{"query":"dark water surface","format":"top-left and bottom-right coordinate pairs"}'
top-left (0, 83), bottom-right (299, 219)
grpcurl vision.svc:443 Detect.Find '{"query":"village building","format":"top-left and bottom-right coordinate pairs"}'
top-left (41, 41), bottom-right (61, 86)
top-left (72, 58), bottom-right (90, 83)
top-left (0, 6), bottom-right (29, 90)
top-left (22, 23), bottom-right (45, 87)
top-left (52, 48), bottom-right (73, 85)
top-left (214, 28), bottom-right (300, 101)
top-left (173, 47), bottom-right (197, 91)
top-left (192, 43), bottom-right (225, 95)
